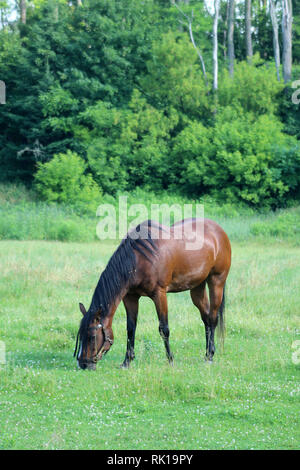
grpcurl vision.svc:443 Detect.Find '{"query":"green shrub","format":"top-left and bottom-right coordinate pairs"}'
top-left (34, 151), bottom-right (102, 214)
top-left (141, 31), bottom-right (212, 120)
top-left (173, 106), bottom-right (299, 206)
top-left (272, 144), bottom-right (300, 200)
top-left (81, 91), bottom-right (178, 192)
top-left (218, 55), bottom-right (284, 116)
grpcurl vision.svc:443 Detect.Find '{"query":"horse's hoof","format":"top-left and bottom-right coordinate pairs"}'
top-left (120, 361), bottom-right (130, 369)
top-left (168, 355), bottom-right (174, 366)
top-left (204, 356), bottom-right (213, 364)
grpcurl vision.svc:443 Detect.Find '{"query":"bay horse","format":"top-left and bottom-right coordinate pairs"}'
top-left (74, 218), bottom-right (231, 370)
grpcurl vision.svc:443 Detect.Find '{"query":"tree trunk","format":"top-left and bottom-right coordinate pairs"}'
top-left (213, 0), bottom-right (220, 90)
top-left (245, 0), bottom-right (253, 61)
top-left (270, 0), bottom-right (281, 81)
top-left (1, 6), bottom-right (5, 29)
top-left (77, 0), bottom-right (83, 5)
top-left (188, 18), bottom-right (208, 86)
top-left (228, 0), bottom-right (235, 76)
top-left (223, 0), bottom-right (229, 59)
top-left (53, 1), bottom-right (59, 22)
top-left (173, 2), bottom-right (208, 86)
top-left (20, 0), bottom-right (26, 24)
top-left (282, 0), bottom-right (293, 82)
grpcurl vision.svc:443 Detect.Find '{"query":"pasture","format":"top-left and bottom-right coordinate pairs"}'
top-left (0, 239), bottom-right (299, 450)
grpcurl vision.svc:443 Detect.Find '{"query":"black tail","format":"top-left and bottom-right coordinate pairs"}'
top-left (217, 283), bottom-right (226, 349)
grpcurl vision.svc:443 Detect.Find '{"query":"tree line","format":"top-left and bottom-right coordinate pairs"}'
top-left (0, 0), bottom-right (299, 207)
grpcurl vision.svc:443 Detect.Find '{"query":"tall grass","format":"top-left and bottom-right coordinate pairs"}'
top-left (0, 183), bottom-right (96, 242)
top-left (0, 183), bottom-right (299, 244)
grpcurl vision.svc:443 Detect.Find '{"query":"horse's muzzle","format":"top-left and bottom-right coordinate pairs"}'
top-left (78, 360), bottom-right (97, 371)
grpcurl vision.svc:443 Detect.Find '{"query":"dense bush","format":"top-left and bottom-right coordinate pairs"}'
top-left (34, 151), bottom-right (102, 213)
top-left (218, 56), bottom-right (284, 116)
top-left (81, 90), bottom-right (178, 192)
top-left (173, 107), bottom-right (299, 206)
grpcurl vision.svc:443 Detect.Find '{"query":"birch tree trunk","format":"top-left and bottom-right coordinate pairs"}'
top-left (54, 6), bottom-right (59, 22)
top-left (269, 0), bottom-right (281, 81)
top-left (245, 0), bottom-right (253, 61)
top-left (173, 2), bottom-right (208, 86)
top-left (228, 0), bottom-right (235, 77)
top-left (282, 0), bottom-right (293, 83)
top-left (213, 0), bottom-right (220, 90)
top-left (20, 0), bottom-right (26, 24)
top-left (1, 4), bottom-right (6, 29)
top-left (223, 0), bottom-right (229, 59)
top-left (188, 17), bottom-right (208, 86)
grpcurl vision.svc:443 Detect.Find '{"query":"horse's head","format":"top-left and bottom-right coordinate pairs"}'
top-left (74, 303), bottom-right (112, 370)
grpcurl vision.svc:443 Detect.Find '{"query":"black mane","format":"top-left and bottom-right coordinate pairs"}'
top-left (74, 221), bottom-right (162, 359)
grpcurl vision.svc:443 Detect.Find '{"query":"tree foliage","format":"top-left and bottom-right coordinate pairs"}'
top-left (0, 0), bottom-right (299, 208)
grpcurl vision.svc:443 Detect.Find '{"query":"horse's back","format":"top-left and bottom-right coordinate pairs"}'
top-left (170, 218), bottom-right (231, 261)
top-left (155, 218), bottom-right (231, 292)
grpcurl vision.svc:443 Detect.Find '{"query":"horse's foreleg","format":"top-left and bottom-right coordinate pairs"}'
top-left (153, 288), bottom-right (174, 364)
top-left (121, 294), bottom-right (140, 368)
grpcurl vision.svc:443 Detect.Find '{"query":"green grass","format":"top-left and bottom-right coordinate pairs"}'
top-left (0, 240), bottom-right (299, 449)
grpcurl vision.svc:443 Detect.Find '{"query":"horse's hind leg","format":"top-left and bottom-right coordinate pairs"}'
top-left (121, 293), bottom-right (140, 368)
top-left (190, 282), bottom-right (210, 360)
top-left (206, 274), bottom-right (226, 362)
top-left (152, 288), bottom-right (174, 364)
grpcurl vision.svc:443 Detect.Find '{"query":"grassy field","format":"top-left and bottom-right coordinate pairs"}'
top-left (0, 239), bottom-right (299, 450)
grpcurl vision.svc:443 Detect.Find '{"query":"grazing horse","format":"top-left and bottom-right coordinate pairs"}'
top-left (74, 218), bottom-right (231, 370)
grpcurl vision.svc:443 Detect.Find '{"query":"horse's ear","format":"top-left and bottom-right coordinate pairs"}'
top-left (79, 303), bottom-right (87, 316)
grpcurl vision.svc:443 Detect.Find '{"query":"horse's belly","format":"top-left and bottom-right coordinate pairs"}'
top-left (166, 267), bottom-right (210, 293)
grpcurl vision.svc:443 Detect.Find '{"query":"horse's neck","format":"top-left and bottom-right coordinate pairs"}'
top-left (89, 256), bottom-right (134, 325)
top-left (109, 284), bottom-right (129, 315)
top-left (90, 282), bottom-right (129, 328)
